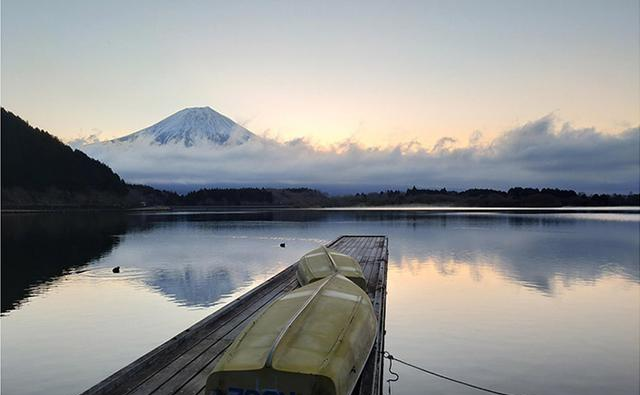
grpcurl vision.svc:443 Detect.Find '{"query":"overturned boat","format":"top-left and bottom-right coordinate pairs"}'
top-left (206, 273), bottom-right (377, 395)
top-left (296, 246), bottom-right (367, 292)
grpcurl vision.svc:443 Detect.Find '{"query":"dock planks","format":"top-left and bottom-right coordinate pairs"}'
top-left (81, 235), bottom-right (388, 395)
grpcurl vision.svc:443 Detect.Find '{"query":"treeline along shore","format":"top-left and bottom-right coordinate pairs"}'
top-left (125, 186), bottom-right (639, 208)
top-left (2, 108), bottom-right (639, 210)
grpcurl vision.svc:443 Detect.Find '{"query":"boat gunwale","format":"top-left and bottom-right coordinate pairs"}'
top-left (322, 245), bottom-right (340, 272)
top-left (264, 274), bottom-right (334, 368)
top-left (299, 246), bottom-right (365, 284)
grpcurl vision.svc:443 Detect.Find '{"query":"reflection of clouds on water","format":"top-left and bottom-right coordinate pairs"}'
top-left (207, 234), bottom-right (328, 244)
top-left (387, 213), bottom-right (639, 294)
top-left (434, 261), bottom-right (458, 276)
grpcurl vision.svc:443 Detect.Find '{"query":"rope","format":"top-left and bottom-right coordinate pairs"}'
top-left (381, 351), bottom-right (529, 395)
top-left (385, 351), bottom-right (399, 395)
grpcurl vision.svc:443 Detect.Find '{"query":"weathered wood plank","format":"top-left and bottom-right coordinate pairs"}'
top-left (369, 237), bottom-right (389, 395)
top-left (361, 237), bottom-right (378, 295)
top-left (81, 235), bottom-right (388, 395)
top-left (355, 236), bottom-right (388, 395)
top-left (83, 269), bottom-right (298, 395)
top-left (128, 279), bottom-right (298, 394)
top-left (337, 236), bottom-right (358, 259)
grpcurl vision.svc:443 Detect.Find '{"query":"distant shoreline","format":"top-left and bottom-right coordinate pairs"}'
top-left (2, 205), bottom-right (639, 214)
top-left (3, 184), bottom-right (639, 213)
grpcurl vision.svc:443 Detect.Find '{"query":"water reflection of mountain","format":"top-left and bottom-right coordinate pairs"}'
top-left (145, 266), bottom-right (251, 307)
top-left (1, 213), bottom-right (129, 313)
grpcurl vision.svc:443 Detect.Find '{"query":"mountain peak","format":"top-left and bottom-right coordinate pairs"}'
top-left (115, 106), bottom-right (255, 147)
top-left (179, 106), bottom-right (216, 113)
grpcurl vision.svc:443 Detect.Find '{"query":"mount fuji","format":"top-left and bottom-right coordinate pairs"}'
top-left (75, 106), bottom-right (274, 190)
top-left (109, 106), bottom-right (256, 147)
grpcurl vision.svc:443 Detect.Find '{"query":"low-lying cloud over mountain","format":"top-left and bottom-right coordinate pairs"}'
top-left (75, 108), bottom-right (640, 194)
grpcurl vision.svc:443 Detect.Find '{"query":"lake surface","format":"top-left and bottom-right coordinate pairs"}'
top-left (1, 208), bottom-right (639, 395)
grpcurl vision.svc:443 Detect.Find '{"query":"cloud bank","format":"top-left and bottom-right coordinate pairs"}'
top-left (77, 116), bottom-right (640, 194)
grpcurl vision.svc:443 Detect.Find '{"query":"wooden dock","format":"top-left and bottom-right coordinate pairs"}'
top-left (82, 235), bottom-right (389, 395)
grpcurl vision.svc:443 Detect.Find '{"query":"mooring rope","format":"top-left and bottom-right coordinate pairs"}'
top-left (381, 351), bottom-right (530, 395)
top-left (385, 351), bottom-right (399, 395)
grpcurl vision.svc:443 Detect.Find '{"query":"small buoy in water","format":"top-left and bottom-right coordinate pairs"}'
top-left (280, 242), bottom-right (286, 248)
top-left (112, 266), bottom-right (120, 273)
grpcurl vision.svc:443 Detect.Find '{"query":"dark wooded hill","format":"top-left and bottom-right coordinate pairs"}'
top-left (2, 108), bottom-right (129, 207)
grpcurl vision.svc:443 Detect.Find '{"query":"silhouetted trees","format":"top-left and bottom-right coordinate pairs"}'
top-left (183, 188), bottom-right (274, 205)
top-left (323, 186), bottom-right (638, 207)
top-left (1, 108), bottom-right (126, 194)
top-left (180, 187), bottom-right (327, 206)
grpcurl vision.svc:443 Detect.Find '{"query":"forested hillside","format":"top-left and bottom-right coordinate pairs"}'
top-left (1, 108), bottom-right (128, 207)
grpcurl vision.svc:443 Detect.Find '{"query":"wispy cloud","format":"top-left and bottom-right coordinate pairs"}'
top-left (75, 116), bottom-right (640, 194)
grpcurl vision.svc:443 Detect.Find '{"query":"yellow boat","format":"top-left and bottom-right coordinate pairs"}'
top-left (206, 273), bottom-right (377, 395)
top-left (296, 246), bottom-right (367, 292)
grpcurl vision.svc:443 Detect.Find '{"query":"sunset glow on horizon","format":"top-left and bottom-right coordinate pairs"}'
top-left (2, 0), bottom-right (639, 148)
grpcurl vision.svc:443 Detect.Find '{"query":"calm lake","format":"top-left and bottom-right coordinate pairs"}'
top-left (1, 208), bottom-right (639, 395)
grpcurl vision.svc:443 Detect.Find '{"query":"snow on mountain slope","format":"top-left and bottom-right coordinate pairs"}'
top-left (113, 107), bottom-right (255, 147)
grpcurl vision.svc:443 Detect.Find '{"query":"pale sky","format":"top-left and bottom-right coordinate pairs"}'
top-left (2, 0), bottom-right (639, 147)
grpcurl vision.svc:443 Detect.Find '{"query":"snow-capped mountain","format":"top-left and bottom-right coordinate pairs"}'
top-left (113, 106), bottom-right (255, 147)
